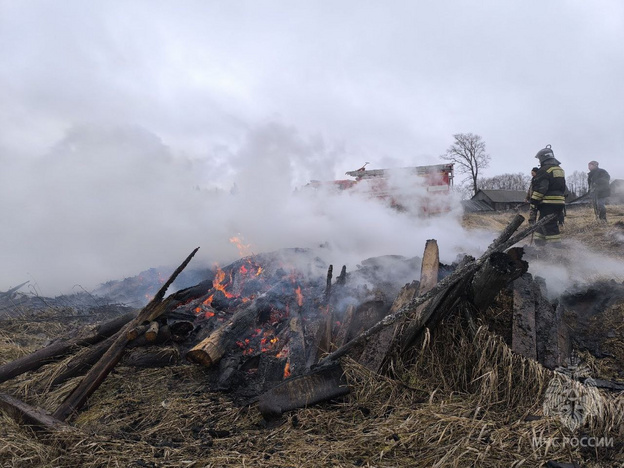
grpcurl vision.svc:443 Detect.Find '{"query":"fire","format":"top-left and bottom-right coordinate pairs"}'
top-left (295, 286), bottom-right (304, 307)
top-left (213, 268), bottom-right (235, 298)
top-left (229, 235), bottom-right (254, 257)
top-left (276, 345), bottom-right (289, 359)
top-left (283, 359), bottom-right (291, 379)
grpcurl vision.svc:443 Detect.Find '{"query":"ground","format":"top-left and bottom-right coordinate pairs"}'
top-left (1, 205), bottom-right (623, 467)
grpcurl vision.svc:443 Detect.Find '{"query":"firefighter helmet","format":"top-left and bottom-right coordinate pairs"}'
top-left (535, 144), bottom-right (554, 163)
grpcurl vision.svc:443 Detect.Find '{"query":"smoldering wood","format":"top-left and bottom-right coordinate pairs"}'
top-left (528, 277), bottom-right (571, 369)
top-left (257, 362), bottom-right (349, 419)
top-left (332, 304), bottom-right (356, 351)
top-left (127, 323), bottom-right (149, 341)
top-left (317, 213), bottom-right (555, 367)
top-left (304, 307), bottom-right (332, 369)
top-left (469, 248), bottom-right (528, 313)
top-left (324, 264), bottom-right (333, 303)
top-left (511, 274), bottom-right (538, 360)
top-left (286, 314), bottom-right (307, 376)
top-left (0, 393), bottom-right (73, 432)
top-left (394, 240), bottom-right (440, 356)
top-left (145, 321), bottom-right (160, 342)
top-left (50, 323), bottom-right (175, 388)
top-left (186, 283), bottom-right (288, 368)
top-left (52, 247), bottom-right (199, 422)
top-left (336, 265), bottom-right (347, 286)
top-left (122, 346), bottom-right (180, 368)
top-left (358, 280), bottom-right (420, 373)
top-left (0, 310), bottom-right (138, 384)
top-left (126, 324), bottom-right (172, 348)
top-left (168, 320), bottom-right (195, 341)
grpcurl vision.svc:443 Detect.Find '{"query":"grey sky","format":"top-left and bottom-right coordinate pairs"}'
top-left (1, 1), bottom-right (623, 294)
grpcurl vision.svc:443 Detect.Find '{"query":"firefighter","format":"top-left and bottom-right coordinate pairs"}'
top-left (530, 145), bottom-right (567, 245)
top-left (587, 160), bottom-right (610, 222)
top-left (526, 167), bottom-right (539, 224)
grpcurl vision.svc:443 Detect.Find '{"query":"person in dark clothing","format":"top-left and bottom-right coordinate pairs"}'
top-left (587, 160), bottom-right (610, 222)
top-left (530, 145), bottom-right (567, 245)
top-left (526, 167), bottom-right (539, 224)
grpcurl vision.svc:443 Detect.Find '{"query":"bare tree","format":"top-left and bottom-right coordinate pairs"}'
top-left (480, 173), bottom-right (531, 191)
top-left (440, 133), bottom-right (490, 197)
top-left (566, 170), bottom-right (589, 198)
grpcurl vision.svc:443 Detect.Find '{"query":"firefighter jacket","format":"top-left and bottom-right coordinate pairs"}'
top-left (588, 167), bottom-right (611, 198)
top-left (530, 157), bottom-right (566, 205)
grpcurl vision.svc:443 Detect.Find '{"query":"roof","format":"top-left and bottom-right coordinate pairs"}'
top-left (345, 164), bottom-right (454, 180)
top-left (473, 190), bottom-right (527, 203)
top-left (461, 200), bottom-right (495, 212)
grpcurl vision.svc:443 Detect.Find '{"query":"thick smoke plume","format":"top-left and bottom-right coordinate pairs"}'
top-left (10, 120), bottom-right (619, 298)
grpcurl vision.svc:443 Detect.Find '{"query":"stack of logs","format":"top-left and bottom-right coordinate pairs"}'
top-left (0, 214), bottom-right (557, 430)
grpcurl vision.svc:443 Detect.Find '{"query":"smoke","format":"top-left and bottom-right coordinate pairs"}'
top-left (528, 239), bottom-right (624, 298)
top-left (1, 121), bottom-right (498, 296)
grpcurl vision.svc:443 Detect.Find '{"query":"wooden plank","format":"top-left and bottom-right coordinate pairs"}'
top-left (0, 393), bottom-right (73, 432)
top-left (511, 274), bottom-right (538, 360)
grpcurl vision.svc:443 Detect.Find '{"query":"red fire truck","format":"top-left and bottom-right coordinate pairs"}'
top-left (306, 163), bottom-right (455, 215)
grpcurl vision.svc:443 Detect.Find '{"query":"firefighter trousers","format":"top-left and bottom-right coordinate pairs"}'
top-left (534, 204), bottom-right (564, 244)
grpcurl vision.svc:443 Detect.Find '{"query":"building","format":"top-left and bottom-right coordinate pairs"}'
top-left (470, 189), bottom-right (527, 211)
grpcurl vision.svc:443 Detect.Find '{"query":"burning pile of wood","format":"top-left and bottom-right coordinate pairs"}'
top-left (1, 213), bottom-right (568, 431)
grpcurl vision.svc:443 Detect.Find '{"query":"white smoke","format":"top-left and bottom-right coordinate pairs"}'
top-left (528, 239), bottom-right (624, 297)
top-left (0, 121), bottom-right (499, 296)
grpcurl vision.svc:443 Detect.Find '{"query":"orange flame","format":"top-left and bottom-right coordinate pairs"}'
top-left (229, 235), bottom-right (253, 257)
top-left (295, 286), bottom-right (304, 307)
top-left (283, 359), bottom-right (291, 379)
top-left (213, 268), bottom-right (234, 299)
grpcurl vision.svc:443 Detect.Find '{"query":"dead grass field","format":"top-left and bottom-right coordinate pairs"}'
top-left (1, 206), bottom-right (623, 468)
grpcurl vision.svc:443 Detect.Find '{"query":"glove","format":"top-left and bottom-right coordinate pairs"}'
top-left (528, 206), bottom-right (537, 225)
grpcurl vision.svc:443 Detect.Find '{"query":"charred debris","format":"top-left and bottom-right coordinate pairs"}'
top-left (1, 213), bottom-right (623, 432)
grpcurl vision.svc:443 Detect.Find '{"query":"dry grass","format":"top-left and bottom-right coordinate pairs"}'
top-left (1, 207), bottom-right (624, 467)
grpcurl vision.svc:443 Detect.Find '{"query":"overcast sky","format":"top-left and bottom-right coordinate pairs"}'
top-left (1, 1), bottom-right (623, 294)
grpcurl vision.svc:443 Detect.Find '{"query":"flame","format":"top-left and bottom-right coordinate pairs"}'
top-left (283, 359), bottom-right (291, 379)
top-left (295, 286), bottom-right (304, 307)
top-left (276, 345), bottom-right (289, 359)
top-left (229, 235), bottom-right (254, 257)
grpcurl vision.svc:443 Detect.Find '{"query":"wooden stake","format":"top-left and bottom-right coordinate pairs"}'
top-left (52, 247), bottom-right (199, 422)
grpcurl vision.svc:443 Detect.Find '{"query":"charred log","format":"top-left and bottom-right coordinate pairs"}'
top-left (0, 311), bottom-right (137, 384)
top-left (126, 324), bottom-right (172, 348)
top-left (317, 214), bottom-right (554, 367)
top-left (512, 274), bottom-right (538, 360)
top-left (469, 248), bottom-right (528, 313)
top-left (0, 393), bottom-right (72, 432)
top-left (336, 265), bottom-right (347, 286)
top-left (52, 247), bottom-right (199, 422)
top-left (258, 362), bottom-right (349, 419)
top-left (186, 283), bottom-right (292, 368)
top-left (144, 321), bottom-right (160, 342)
top-left (122, 346), bottom-right (180, 368)
top-left (324, 264), bottom-right (333, 303)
